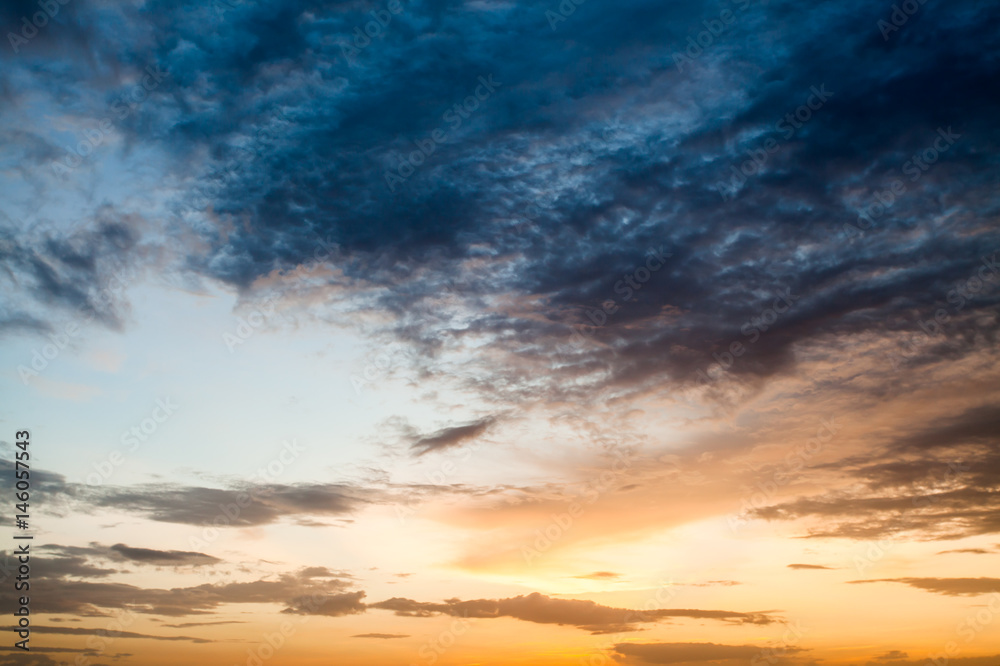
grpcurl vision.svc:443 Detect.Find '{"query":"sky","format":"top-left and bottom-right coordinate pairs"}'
top-left (0, 0), bottom-right (999, 664)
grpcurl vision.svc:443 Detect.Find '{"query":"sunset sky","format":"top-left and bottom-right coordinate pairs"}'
top-left (1, 0), bottom-right (999, 664)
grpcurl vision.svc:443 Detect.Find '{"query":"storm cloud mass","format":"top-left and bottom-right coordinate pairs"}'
top-left (1, 0), bottom-right (997, 402)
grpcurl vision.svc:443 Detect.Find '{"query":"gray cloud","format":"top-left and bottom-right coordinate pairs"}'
top-left (0, 556), bottom-right (356, 617)
top-left (351, 633), bottom-right (410, 639)
top-left (368, 592), bottom-right (776, 633)
top-left (613, 642), bottom-right (804, 664)
top-left (875, 651), bottom-right (910, 661)
top-left (847, 577), bottom-right (1000, 596)
top-left (283, 591), bottom-right (367, 617)
top-left (410, 418), bottom-right (495, 456)
top-left (108, 543), bottom-right (221, 566)
top-left (573, 571), bottom-right (623, 580)
top-left (859, 657), bottom-right (1000, 666)
top-left (748, 405), bottom-right (1000, 540)
top-left (0, 624), bottom-right (213, 644)
top-left (88, 482), bottom-right (376, 526)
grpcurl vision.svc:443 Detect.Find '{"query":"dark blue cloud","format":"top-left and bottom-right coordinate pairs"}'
top-left (2, 0), bottom-right (998, 398)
